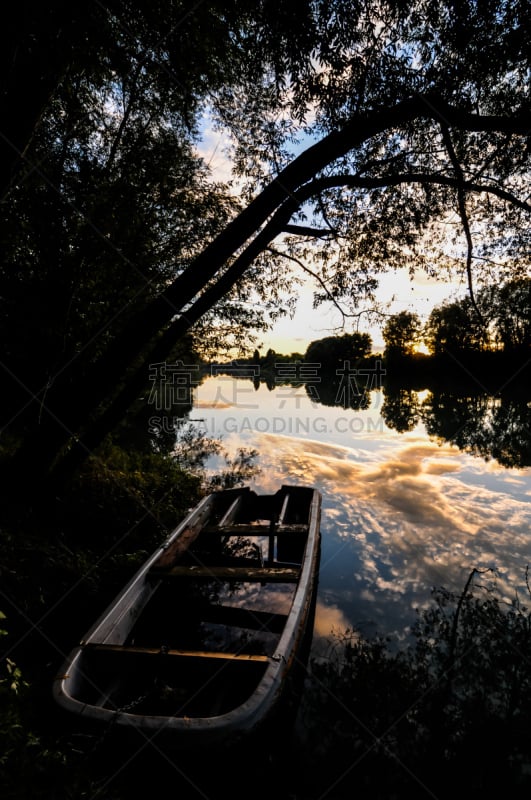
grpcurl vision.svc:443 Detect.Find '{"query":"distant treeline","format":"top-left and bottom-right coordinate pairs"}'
top-left (209, 331), bottom-right (531, 396)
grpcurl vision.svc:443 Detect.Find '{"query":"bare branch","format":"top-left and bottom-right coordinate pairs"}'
top-left (27, 95), bottom-right (531, 474)
top-left (316, 191), bottom-right (341, 238)
top-left (446, 567), bottom-right (494, 695)
top-left (265, 246), bottom-right (352, 324)
top-left (440, 124), bottom-right (483, 324)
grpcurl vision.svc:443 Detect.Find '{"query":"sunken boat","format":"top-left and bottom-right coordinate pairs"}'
top-left (53, 484), bottom-right (322, 748)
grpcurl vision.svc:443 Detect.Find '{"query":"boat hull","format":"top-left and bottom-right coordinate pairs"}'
top-left (53, 485), bottom-right (322, 749)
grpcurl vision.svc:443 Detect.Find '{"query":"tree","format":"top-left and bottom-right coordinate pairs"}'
top-left (0, 1), bottom-right (293, 199)
top-left (424, 298), bottom-right (489, 355)
top-left (305, 333), bottom-right (373, 370)
top-left (1, 0), bottom-right (530, 487)
top-left (382, 312), bottom-right (422, 357)
top-left (492, 278), bottom-right (531, 352)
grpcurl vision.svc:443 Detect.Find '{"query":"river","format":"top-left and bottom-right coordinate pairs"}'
top-left (181, 373), bottom-right (531, 652)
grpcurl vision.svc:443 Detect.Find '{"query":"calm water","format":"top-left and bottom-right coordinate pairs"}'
top-left (185, 375), bottom-right (531, 650)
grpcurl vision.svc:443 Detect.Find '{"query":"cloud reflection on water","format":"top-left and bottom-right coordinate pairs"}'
top-left (244, 433), bottom-right (531, 643)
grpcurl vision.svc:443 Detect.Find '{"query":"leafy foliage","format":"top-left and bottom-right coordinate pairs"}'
top-left (1, 0), bottom-right (529, 481)
top-left (5, 551), bottom-right (531, 799)
top-left (420, 277), bottom-right (531, 355)
top-left (382, 311), bottom-right (423, 356)
top-left (305, 332), bottom-right (373, 369)
top-left (171, 420), bottom-right (260, 491)
top-left (424, 297), bottom-right (489, 354)
top-left (492, 277), bottom-right (531, 351)
top-left (0, 432), bottom-right (259, 798)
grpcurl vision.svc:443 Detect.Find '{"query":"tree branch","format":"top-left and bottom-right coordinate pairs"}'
top-left (266, 246), bottom-right (351, 323)
top-left (445, 567), bottom-right (494, 697)
top-left (47, 196), bottom-right (301, 479)
top-left (300, 172), bottom-right (531, 213)
top-left (440, 124), bottom-right (483, 324)
top-left (283, 224), bottom-right (336, 238)
top-left (105, 65), bottom-right (142, 172)
top-left (316, 190), bottom-right (341, 238)
top-left (21, 95), bottom-right (531, 475)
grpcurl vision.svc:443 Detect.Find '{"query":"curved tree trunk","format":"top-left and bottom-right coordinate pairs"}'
top-left (8, 97), bottom-right (530, 487)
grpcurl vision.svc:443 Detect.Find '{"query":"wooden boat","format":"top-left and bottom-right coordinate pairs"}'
top-left (53, 484), bottom-right (321, 749)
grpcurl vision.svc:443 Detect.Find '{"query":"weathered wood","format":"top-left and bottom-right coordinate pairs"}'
top-left (85, 643), bottom-right (269, 662)
top-left (202, 523), bottom-right (308, 536)
top-left (148, 565), bottom-right (300, 582)
top-left (53, 485), bottom-right (322, 747)
top-left (278, 493), bottom-right (290, 524)
top-left (217, 495), bottom-right (245, 527)
top-left (152, 503), bottom-right (212, 569)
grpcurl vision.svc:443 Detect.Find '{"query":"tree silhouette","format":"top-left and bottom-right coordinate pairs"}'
top-left (305, 333), bottom-right (373, 371)
top-left (492, 278), bottom-right (531, 352)
top-left (1, 1), bottom-right (530, 486)
top-left (383, 312), bottom-right (423, 357)
top-left (424, 299), bottom-right (489, 355)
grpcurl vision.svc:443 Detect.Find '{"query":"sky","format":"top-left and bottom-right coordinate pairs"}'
top-left (199, 114), bottom-right (465, 356)
top-left (256, 266), bottom-right (465, 355)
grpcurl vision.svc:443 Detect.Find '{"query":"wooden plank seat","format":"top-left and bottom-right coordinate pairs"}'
top-left (147, 565), bottom-right (300, 582)
top-left (202, 523), bottom-right (308, 536)
top-left (83, 643), bottom-right (270, 663)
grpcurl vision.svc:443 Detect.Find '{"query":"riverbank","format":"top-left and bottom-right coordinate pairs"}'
top-left (2, 407), bottom-right (531, 797)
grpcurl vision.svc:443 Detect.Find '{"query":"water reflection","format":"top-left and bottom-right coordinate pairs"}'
top-left (380, 387), bottom-right (421, 432)
top-left (189, 376), bottom-right (531, 647)
top-left (246, 434), bottom-right (531, 645)
top-left (382, 386), bottom-right (531, 468)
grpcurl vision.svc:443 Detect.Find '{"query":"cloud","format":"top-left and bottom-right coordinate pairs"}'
top-left (244, 433), bottom-right (531, 631)
top-left (196, 109), bottom-right (236, 186)
top-left (313, 601), bottom-right (353, 640)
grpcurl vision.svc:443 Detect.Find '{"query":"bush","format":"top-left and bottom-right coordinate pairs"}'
top-left (294, 569), bottom-right (531, 798)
